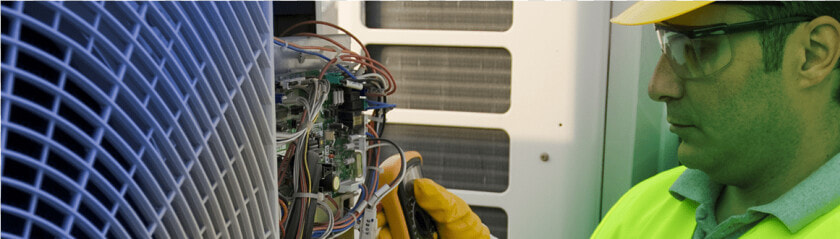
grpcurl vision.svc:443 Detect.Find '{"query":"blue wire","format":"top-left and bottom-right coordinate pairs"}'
top-left (274, 40), bottom-right (358, 80)
top-left (312, 184), bottom-right (366, 238)
top-left (366, 105), bottom-right (396, 110)
top-left (365, 100), bottom-right (396, 110)
top-left (312, 220), bottom-right (355, 238)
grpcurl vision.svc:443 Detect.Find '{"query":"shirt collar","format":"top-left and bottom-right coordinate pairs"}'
top-left (750, 152), bottom-right (840, 232)
top-left (669, 167), bottom-right (722, 204)
top-left (668, 152), bottom-right (840, 233)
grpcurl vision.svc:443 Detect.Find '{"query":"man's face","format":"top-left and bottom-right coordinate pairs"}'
top-left (650, 5), bottom-right (801, 185)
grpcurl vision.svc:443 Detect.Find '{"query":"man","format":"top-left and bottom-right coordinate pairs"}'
top-left (593, 2), bottom-right (840, 238)
top-left (387, 2), bottom-right (840, 238)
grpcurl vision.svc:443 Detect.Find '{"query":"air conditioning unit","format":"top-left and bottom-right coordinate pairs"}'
top-left (1, 2), bottom-right (276, 238)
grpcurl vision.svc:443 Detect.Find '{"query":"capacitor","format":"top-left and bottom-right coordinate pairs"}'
top-left (320, 171), bottom-right (340, 192)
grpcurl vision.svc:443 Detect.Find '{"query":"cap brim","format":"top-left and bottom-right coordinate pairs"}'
top-left (611, 1), bottom-right (715, 26)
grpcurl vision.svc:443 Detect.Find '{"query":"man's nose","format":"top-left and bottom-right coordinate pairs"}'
top-left (649, 56), bottom-right (684, 102)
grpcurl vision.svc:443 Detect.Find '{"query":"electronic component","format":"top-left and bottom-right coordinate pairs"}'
top-left (274, 21), bottom-right (402, 239)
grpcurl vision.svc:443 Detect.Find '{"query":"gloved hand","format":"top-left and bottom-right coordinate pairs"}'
top-left (375, 151), bottom-right (490, 239)
top-left (377, 207), bottom-right (394, 239)
top-left (376, 178), bottom-right (491, 239)
top-left (413, 179), bottom-right (490, 238)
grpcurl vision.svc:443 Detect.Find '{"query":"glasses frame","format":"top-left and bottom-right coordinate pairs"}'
top-left (654, 16), bottom-right (814, 79)
top-left (655, 16), bottom-right (814, 39)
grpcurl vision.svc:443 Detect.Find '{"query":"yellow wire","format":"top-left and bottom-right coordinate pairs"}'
top-left (304, 114), bottom-right (320, 193)
top-left (297, 113), bottom-right (319, 239)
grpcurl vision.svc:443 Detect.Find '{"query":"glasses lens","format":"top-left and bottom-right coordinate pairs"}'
top-left (657, 29), bottom-right (732, 79)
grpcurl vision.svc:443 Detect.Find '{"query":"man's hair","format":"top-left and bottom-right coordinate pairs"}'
top-left (732, 2), bottom-right (840, 104)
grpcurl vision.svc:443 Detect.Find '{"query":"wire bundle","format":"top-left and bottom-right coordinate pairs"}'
top-left (275, 21), bottom-right (406, 239)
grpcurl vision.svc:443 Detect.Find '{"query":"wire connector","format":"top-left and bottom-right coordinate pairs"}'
top-left (367, 184), bottom-right (391, 205)
top-left (359, 207), bottom-right (377, 239)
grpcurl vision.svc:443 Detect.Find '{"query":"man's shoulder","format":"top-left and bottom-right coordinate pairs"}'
top-left (627, 165), bottom-right (687, 197)
top-left (608, 165), bottom-right (693, 218)
top-left (592, 166), bottom-right (697, 238)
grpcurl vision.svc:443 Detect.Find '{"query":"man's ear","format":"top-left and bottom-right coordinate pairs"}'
top-left (798, 16), bottom-right (840, 88)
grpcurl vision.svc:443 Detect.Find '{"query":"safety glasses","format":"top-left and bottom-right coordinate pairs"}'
top-left (655, 16), bottom-right (813, 79)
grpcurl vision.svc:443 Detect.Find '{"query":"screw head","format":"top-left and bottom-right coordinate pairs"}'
top-left (540, 153), bottom-right (549, 162)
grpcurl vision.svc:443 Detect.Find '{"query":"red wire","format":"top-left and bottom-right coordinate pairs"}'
top-left (277, 21), bottom-right (402, 236)
top-left (276, 36), bottom-right (397, 95)
top-left (339, 57), bottom-right (392, 94)
top-left (294, 32), bottom-right (350, 51)
top-left (340, 55), bottom-right (397, 95)
top-left (279, 20), bottom-right (372, 60)
top-left (365, 123), bottom-right (382, 199)
top-left (318, 58), bottom-right (339, 81)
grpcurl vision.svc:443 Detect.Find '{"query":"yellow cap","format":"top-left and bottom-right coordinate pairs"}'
top-left (611, 1), bottom-right (715, 26)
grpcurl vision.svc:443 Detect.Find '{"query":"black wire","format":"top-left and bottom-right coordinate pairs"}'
top-left (376, 96), bottom-right (387, 136)
top-left (366, 138), bottom-right (405, 187)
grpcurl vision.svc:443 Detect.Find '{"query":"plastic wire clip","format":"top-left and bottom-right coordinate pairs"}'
top-left (367, 166), bottom-right (384, 174)
top-left (294, 192), bottom-right (325, 202)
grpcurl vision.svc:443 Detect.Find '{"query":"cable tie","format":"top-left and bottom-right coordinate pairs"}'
top-left (325, 45), bottom-right (343, 59)
top-left (367, 166), bottom-right (384, 174)
top-left (280, 40), bottom-right (288, 50)
top-left (294, 192), bottom-right (324, 201)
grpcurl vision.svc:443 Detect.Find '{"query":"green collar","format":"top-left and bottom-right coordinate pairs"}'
top-left (669, 152), bottom-right (840, 233)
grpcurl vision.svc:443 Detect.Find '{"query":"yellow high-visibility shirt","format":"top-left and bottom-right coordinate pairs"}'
top-left (592, 162), bottom-right (840, 238)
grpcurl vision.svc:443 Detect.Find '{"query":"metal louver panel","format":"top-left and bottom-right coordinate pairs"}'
top-left (472, 206), bottom-right (508, 239)
top-left (380, 124), bottom-right (509, 193)
top-left (365, 1), bottom-right (513, 31)
top-left (1, 2), bottom-right (275, 238)
top-left (369, 45), bottom-right (511, 113)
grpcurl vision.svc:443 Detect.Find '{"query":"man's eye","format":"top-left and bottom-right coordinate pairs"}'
top-left (694, 38), bottom-right (720, 55)
top-left (698, 45), bottom-right (714, 55)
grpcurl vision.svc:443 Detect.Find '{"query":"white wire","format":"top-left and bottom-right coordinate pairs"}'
top-left (291, 78), bottom-right (332, 208)
top-left (277, 97), bottom-right (312, 143)
top-left (367, 139), bottom-right (405, 206)
top-left (357, 73), bottom-right (388, 91)
top-left (316, 200), bottom-right (335, 239)
top-left (327, 227), bottom-right (351, 239)
top-left (367, 143), bottom-right (389, 149)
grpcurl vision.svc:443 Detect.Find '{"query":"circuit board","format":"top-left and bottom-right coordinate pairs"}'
top-left (276, 70), bottom-right (367, 196)
top-left (275, 33), bottom-right (398, 239)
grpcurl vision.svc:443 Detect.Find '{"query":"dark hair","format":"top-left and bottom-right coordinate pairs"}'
top-left (731, 2), bottom-right (840, 104)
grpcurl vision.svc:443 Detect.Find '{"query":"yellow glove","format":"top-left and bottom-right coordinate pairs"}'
top-left (413, 179), bottom-right (490, 238)
top-left (377, 209), bottom-right (393, 239)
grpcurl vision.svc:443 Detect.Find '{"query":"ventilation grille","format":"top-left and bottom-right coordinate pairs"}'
top-left (1, 2), bottom-right (275, 239)
top-left (380, 124), bottom-right (509, 192)
top-left (472, 206), bottom-right (508, 239)
top-left (369, 45), bottom-right (511, 113)
top-left (365, 1), bottom-right (513, 31)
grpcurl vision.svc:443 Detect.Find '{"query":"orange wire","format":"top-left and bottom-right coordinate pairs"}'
top-left (365, 123), bottom-right (382, 200)
top-left (294, 32), bottom-right (350, 51)
top-left (340, 55), bottom-right (396, 95)
top-left (339, 56), bottom-right (394, 94)
top-left (279, 20), bottom-right (372, 59)
top-left (275, 36), bottom-right (397, 95)
top-left (280, 199), bottom-right (289, 224)
top-left (279, 199), bottom-right (288, 235)
top-left (318, 58), bottom-right (339, 81)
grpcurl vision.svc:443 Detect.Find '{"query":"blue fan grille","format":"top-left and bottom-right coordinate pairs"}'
top-left (1, 2), bottom-right (275, 239)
